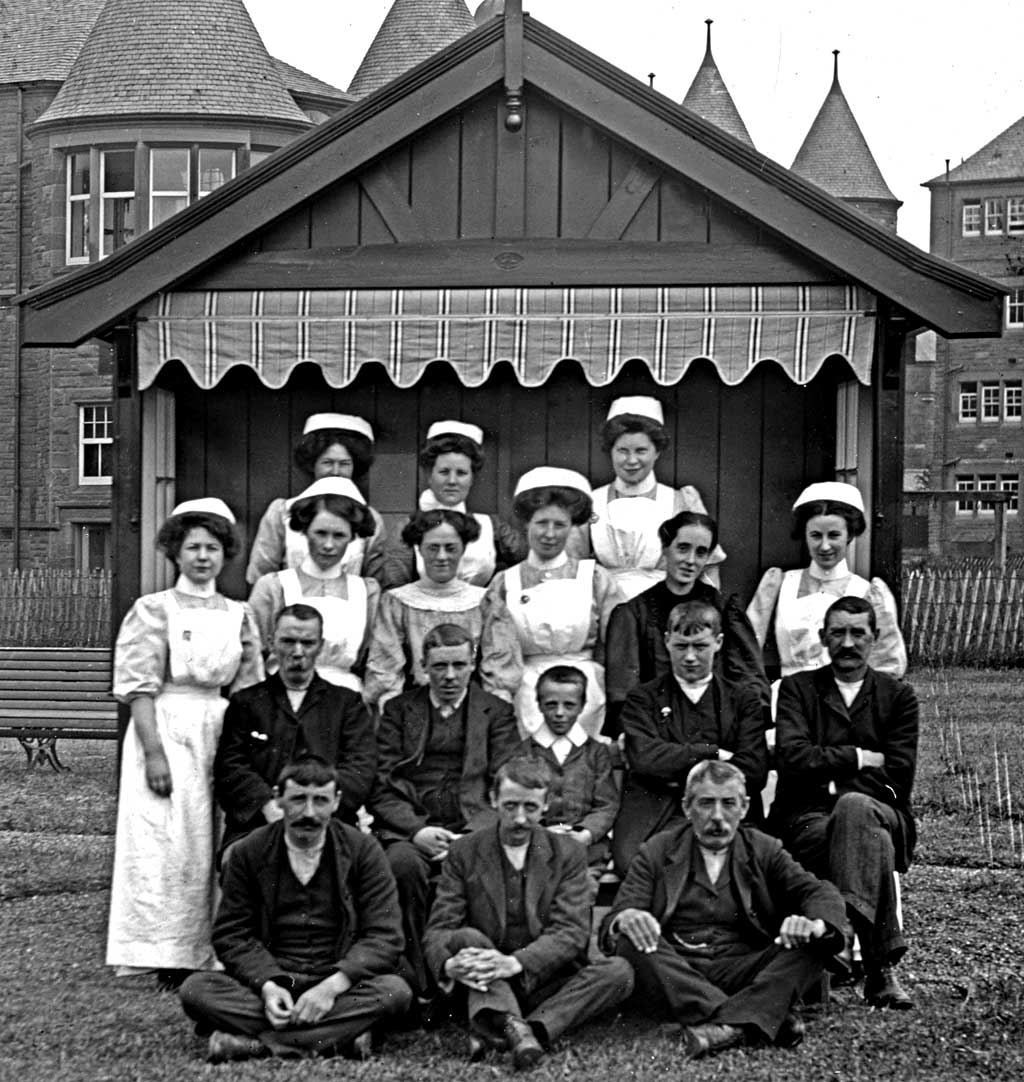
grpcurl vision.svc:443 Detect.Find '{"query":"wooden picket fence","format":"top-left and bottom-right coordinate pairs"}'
top-left (0, 569), bottom-right (112, 647)
top-left (902, 558), bottom-right (1024, 667)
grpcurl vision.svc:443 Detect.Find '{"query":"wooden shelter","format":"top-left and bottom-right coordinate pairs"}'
top-left (18, 4), bottom-right (1004, 629)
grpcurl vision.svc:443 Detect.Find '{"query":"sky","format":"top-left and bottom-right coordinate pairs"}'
top-left (245, 0), bottom-right (1024, 253)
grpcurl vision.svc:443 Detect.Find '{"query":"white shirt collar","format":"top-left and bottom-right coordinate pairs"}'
top-left (612, 472), bottom-right (658, 497)
top-left (807, 558), bottom-right (851, 583)
top-left (532, 721), bottom-right (588, 749)
top-left (174, 573), bottom-right (217, 598)
top-left (299, 555), bottom-right (343, 580)
top-left (419, 488), bottom-right (467, 514)
top-left (526, 549), bottom-right (569, 571)
top-left (429, 690), bottom-right (468, 714)
top-left (674, 672), bottom-right (714, 703)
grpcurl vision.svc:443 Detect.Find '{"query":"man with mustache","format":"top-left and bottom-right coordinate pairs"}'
top-left (179, 756), bottom-right (411, 1062)
top-left (603, 759), bottom-right (846, 1059)
top-left (773, 595), bottom-right (920, 1010)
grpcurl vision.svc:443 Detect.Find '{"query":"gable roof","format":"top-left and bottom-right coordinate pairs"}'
top-left (0, 0), bottom-right (104, 84)
top-left (681, 20), bottom-right (754, 148)
top-left (348, 0), bottom-right (476, 98)
top-left (791, 52), bottom-right (898, 203)
top-left (18, 13), bottom-right (1002, 344)
top-left (34, 0), bottom-right (308, 128)
top-left (924, 114), bottom-right (1024, 186)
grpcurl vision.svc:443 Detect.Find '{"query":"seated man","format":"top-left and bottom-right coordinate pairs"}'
top-left (520, 665), bottom-right (619, 898)
top-left (611, 600), bottom-right (767, 875)
top-left (603, 760), bottom-right (846, 1060)
top-left (369, 623), bottom-right (520, 995)
top-left (179, 756), bottom-right (412, 1062)
top-left (604, 511), bottom-right (768, 737)
top-left (423, 755), bottom-right (634, 1070)
top-left (774, 595), bottom-right (919, 1010)
top-left (215, 603), bottom-right (375, 851)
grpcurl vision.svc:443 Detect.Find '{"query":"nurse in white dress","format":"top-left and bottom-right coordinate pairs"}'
top-left (746, 481), bottom-right (907, 679)
top-left (247, 477), bottom-right (379, 696)
top-left (486, 468), bottom-right (624, 738)
top-left (107, 498), bottom-right (263, 980)
top-left (245, 413), bottom-right (387, 586)
top-left (582, 396), bottom-right (726, 601)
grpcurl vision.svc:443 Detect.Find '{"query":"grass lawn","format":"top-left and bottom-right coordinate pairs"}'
top-left (2, 668), bottom-right (1023, 1081)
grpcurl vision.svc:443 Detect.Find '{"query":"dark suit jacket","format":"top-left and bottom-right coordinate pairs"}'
top-left (214, 819), bottom-right (404, 992)
top-left (604, 580), bottom-right (769, 736)
top-left (423, 824), bottom-right (591, 996)
top-left (613, 673), bottom-right (767, 870)
top-left (215, 673), bottom-right (376, 846)
top-left (370, 683), bottom-right (519, 841)
top-left (602, 822), bottom-right (847, 957)
top-left (773, 666), bottom-right (919, 870)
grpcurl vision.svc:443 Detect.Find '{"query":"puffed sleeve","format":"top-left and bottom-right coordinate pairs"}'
top-left (867, 577), bottom-right (908, 678)
top-left (112, 593), bottom-right (169, 701)
top-left (494, 515), bottom-right (528, 570)
top-left (246, 573), bottom-right (284, 663)
top-left (591, 563), bottom-right (625, 651)
top-left (478, 587), bottom-right (523, 702)
top-left (231, 603), bottom-right (265, 693)
top-left (360, 507), bottom-right (389, 586)
top-left (745, 567), bottom-right (783, 648)
top-left (245, 498), bottom-right (288, 585)
top-left (363, 591), bottom-right (409, 707)
top-left (674, 485), bottom-right (727, 583)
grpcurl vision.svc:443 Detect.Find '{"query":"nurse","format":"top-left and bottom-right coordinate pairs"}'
top-left (247, 477), bottom-right (379, 695)
top-left (245, 413), bottom-right (386, 585)
top-left (486, 468), bottom-right (624, 738)
top-left (583, 396), bottom-right (726, 600)
top-left (746, 481), bottom-right (907, 677)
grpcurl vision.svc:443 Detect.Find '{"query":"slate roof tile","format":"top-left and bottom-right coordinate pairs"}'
top-left (681, 21), bottom-right (754, 148)
top-left (924, 116), bottom-right (1024, 186)
top-left (272, 58), bottom-right (352, 104)
top-left (0, 0), bottom-right (105, 83)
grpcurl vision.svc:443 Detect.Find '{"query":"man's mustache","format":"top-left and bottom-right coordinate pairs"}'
top-left (294, 817), bottom-right (319, 829)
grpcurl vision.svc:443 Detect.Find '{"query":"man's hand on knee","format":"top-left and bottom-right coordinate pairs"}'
top-left (612, 908), bottom-right (662, 954)
top-left (291, 971), bottom-right (352, 1025)
top-left (413, 826), bottom-right (460, 859)
top-left (261, 980), bottom-right (294, 1028)
top-left (775, 915), bottom-right (827, 949)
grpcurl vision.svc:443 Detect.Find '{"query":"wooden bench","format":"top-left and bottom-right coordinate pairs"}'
top-left (0, 646), bottom-right (118, 771)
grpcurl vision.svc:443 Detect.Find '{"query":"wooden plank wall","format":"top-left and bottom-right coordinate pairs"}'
top-left (167, 357), bottom-right (837, 607)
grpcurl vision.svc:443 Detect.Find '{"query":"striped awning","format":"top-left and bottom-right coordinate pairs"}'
top-left (136, 284), bottom-right (875, 390)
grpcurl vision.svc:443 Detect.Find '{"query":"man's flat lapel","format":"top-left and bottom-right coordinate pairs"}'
top-left (524, 828), bottom-right (557, 939)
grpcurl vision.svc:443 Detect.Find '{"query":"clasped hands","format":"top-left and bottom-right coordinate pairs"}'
top-left (444, 947), bottom-right (523, 992)
top-left (413, 826), bottom-right (463, 860)
top-left (261, 970), bottom-right (351, 1028)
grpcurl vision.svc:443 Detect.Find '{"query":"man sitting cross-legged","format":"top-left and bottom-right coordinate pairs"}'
top-left (179, 756), bottom-right (412, 1063)
top-left (602, 759), bottom-right (846, 1060)
top-left (423, 755), bottom-right (634, 1070)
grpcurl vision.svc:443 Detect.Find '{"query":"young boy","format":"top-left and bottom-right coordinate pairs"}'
top-left (520, 666), bottom-right (620, 896)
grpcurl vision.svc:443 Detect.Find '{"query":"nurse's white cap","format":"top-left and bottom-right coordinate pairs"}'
top-left (292, 477), bottom-right (366, 505)
top-left (793, 482), bottom-right (864, 513)
top-left (514, 467), bottom-right (592, 498)
top-left (426, 420), bottom-right (484, 446)
top-left (303, 413), bottom-right (374, 442)
top-left (606, 396), bottom-right (664, 425)
top-left (169, 497), bottom-right (236, 523)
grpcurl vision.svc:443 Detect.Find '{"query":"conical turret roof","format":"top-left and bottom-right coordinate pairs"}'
top-left (348, 0), bottom-right (476, 99)
top-left (681, 20), bottom-right (753, 147)
top-left (791, 51), bottom-right (897, 202)
top-left (36, 0), bottom-right (307, 127)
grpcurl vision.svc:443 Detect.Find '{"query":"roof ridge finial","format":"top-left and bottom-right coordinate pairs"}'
top-left (704, 19), bottom-right (714, 61)
top-left (832, 49), bottom-right (840, 88)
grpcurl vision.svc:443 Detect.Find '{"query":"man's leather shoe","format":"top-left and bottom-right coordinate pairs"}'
top-left (864, 966), bottom-right (914, 1010)
top-left (503, 1016), bottom-right (544, 1071)
top-left (683, 1022), bottom-right (744, 1059)
top-left (207, 1030), bottom-right (266, 1063)
top-left (775, 1008), bottom-right (806, 1049)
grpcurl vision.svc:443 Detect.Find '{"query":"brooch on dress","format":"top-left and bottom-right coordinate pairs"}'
top-left (249, 731), bottom-right (269, 742)
top-left (520, 595), bottom-right (531, 604)
top-left (660, 706), bottom-right (672, 718)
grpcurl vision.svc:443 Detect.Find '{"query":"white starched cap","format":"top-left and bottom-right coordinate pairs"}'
top-left (606, 396), bottom-right (664, 425)
top-left (302, 413), bottom-right (374, 442)
top-left (169, 497), bottom-right (236, 523)
top-left (793, 482), bottom-right (865, 513)
top-left (292, 477), bottom-right (366, 505)
top-left (514, 467), bottom-right (592, 497)
top-left (426, 420), bottom-right (484, 446)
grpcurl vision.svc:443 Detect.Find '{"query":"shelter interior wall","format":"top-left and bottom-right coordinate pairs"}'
top-left (165, 358), bottom-right (838, 604)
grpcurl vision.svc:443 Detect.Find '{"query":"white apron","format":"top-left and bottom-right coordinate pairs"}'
top-left (774, 568), bottom-right (871, 677)
top-left (505, 560), bottom-right (606, 738)
top-left (590, 483), bottom-right (677, 601)
top-left (415, 511), bottom-right (496, 587)
top-left (107, 593), bottom-right (244, 972)
top-left (278, 568), bottom-right (367, 692)
top-left (282, 502), bottom-right (368, 577)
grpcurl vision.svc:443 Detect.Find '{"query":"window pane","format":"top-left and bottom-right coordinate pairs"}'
top-left (985, 198), bottom-right (1004, 233)
top-left (1005, 381), bottom-right (1022, 420)
top-left (1009, 197), bottom-right (1024, 234)
top-left (102, 197), bottom-right (135, 254)
top-left (198, 148), bottom-right (234, 194)
top-left (151, 148), bottom-right (189, 192)
top-left (981, 383), bottom-right (1000, 420)
top-left (1008, 288), bottom-right (1024, 327)
top-left (958, 381), bottom-right (978, 421)
top-left (151, 194), bottom-right (188, 226)
top-left (1002, 475), bottom-right (1020, 512)
top-left (955, 476), bottom-right (974, 514)
top-left (962, 203), bottom-right (981, 235)
top-left (103, 150), bottom-right (135, 192)
top-left (69, 202), bottom-right (89, 259)
top-left (69, 152), bottom-right (91, 195)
